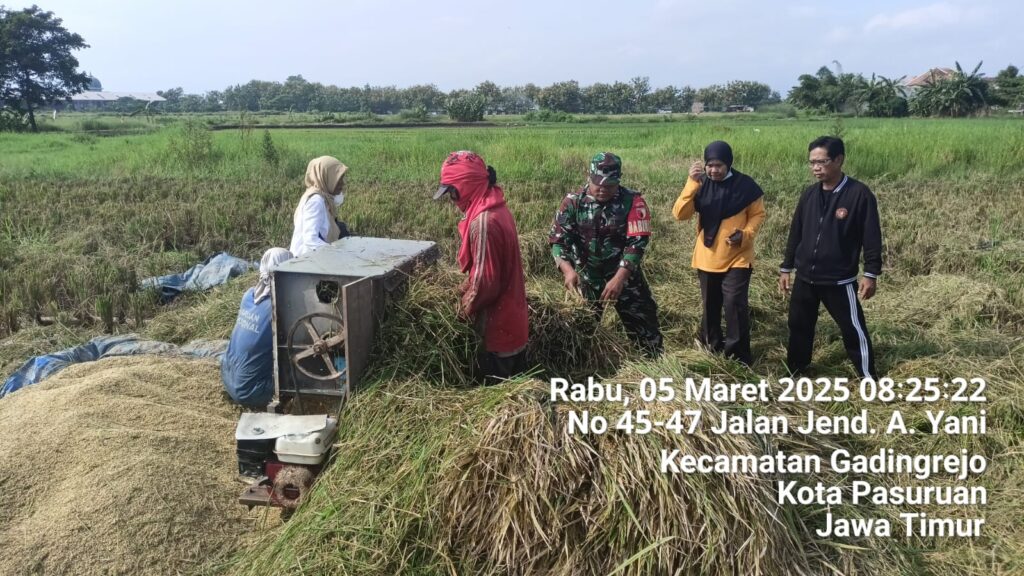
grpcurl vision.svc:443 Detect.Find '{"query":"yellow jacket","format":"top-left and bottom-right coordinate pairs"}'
top-left (672, 177), bottom-right (766, 272)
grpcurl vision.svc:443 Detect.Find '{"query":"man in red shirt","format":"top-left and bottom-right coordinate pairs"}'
top-left (434, 151), bottom-right (529, 383)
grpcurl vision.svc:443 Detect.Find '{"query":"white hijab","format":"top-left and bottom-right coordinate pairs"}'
top-left (296, 156), bottom-right (348, 221)
top-left (253, 247), bottom-right (293, 304)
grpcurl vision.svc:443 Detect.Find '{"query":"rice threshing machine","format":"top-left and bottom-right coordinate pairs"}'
top-left (235, 236), bottom-right (438, 511)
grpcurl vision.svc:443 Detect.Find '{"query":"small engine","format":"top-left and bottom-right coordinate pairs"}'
top-left (235, 413), bottom-right (338, 510)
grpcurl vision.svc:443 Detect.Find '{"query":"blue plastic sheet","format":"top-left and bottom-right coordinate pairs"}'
top-left (140, 252), bottom-right (255, 303)
top-left (1, 334), bottom-right (228, 398)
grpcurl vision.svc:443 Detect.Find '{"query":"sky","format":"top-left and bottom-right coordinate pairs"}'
top-left (15, 0), bottom-right (1021, 95)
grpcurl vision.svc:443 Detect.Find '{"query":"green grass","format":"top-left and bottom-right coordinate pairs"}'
top-left (1, 116), bottom-right (1023, 574)
top-left (2, 117), bottom-right (1022, 341)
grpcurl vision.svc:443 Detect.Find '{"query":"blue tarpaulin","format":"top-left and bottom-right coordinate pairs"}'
top-left (141, 252), bottom-right (255, 303)
top-left (1, 334), bottom-right (228, 398)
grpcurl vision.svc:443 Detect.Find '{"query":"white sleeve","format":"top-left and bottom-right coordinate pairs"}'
top-left (300, 196), bottom-right (331, 250)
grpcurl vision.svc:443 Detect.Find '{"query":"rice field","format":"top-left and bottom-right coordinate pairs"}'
top-left (1, 116), bottom-right (1023, 574)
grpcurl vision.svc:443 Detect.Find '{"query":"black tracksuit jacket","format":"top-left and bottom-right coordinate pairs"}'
top-left (780, 175), bottom-right (883, 285)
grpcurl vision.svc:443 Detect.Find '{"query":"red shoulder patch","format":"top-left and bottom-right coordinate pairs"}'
top-left (627, 195), bottom-right (652, 237)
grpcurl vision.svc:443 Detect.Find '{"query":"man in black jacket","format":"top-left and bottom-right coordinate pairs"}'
top-left (779, 136), bottom-right (883, 379)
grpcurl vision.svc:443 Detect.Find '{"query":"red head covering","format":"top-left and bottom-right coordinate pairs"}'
top-left (439, 151), bottom-right (508, 271)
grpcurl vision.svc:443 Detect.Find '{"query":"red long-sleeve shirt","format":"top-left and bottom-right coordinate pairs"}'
top-left (461, 207), bottom-right (529, 354)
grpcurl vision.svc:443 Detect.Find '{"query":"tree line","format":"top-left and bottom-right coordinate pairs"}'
top-left (787, 61), bottom-right (1023, 118)
top-left (142, 63), bottom-right (1024, 120)
top-left (146, 76), bottom-right (781, 118)
top-left (79, 66), bottom-right (1024, 122)
top-left (2, 5), bottom-right (1023, 131)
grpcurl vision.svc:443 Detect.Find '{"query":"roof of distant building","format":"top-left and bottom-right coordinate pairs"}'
top-left (904, 68), bottom-right (956, 87)
top-left (71, 91), bottom-right (166, 102)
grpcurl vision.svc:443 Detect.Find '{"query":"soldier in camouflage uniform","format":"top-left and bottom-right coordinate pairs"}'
top-left (549, 152), bottom-right (664, 356)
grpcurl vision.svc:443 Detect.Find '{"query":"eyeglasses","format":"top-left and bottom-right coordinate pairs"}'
top-left (808, 159), bottom-right (833, 167)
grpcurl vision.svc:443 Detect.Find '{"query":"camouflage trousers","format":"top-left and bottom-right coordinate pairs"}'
top-left (584, 270), bottom-right (664, 357)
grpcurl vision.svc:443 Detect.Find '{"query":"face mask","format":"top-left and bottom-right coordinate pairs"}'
top-left (333, 192), bottom-right (345, 207)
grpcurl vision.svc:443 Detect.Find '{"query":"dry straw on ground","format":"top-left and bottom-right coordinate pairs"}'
top-left (0, 356), bottom-right (261, 576)
top-left (866, 274), bottom-right (1017, 335)
top-left (227, 364), bottom-right (908, 576)
top-left (221, 268), bottom-right (917, 575)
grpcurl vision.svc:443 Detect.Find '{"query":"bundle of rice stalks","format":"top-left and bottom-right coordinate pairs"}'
top-left (0, 356), bottom-right (257, 576)
top-left (368, 267), bottom-right (628, 387)
top-left (524, 277), bottom-right (629, 378)
top-left (437, 390), bottom-right (805, 575)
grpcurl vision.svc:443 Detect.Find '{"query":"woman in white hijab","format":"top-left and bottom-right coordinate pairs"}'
top-left (290, 156), bottom-right (350, 257)
top-left (253, 247), bottom-right (293, 303)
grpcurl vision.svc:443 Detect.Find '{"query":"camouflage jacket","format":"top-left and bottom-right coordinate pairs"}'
top-left (549, 185), bottom-right (652, 287)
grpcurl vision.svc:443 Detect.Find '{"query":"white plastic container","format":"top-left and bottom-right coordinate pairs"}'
top-left (274, 416), bottom-right (339, 465)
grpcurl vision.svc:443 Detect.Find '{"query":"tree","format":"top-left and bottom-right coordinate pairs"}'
top-left (202, 90), bottom-right (224, 112)
top-left (787, 70), bottom-right (826, 110)
top-left (696, 84), bottom-right (726, 112)
top-left (315, 85), bottom-right (360, 112)
top-left (177, 93), bottom-right (207, 113)
top-left (156, 87), bottom-right (185, 112)
top-left (992, 65), bottom-right (1023, 109)
top-left (0, 5), bottom-right (90, 131)
top-left (269, 75), bottom-right (317, 111)
top-left (580, 82), bottom-right (636, 114)
top-left (474, 80), bottom-right (503, 113)
top-left (522, 83), bottom-right (541, 104)
top-left (630, 76), bottom-right (651, 113)
top-left (910, 61), bottom-right (989, 117)
top-left (648, 85), bottom-right (683, 112)
top-left (446, 93), bottom-right (485, 122)
top-left (401, 84), bottom-right (445, 111)
top-left (836, 73), bottom-right (868, 114)
top-left (723, 80), bottom-right (779, 108)
top-left (500, 85), bottom-right (535, 114)
top-left (787, 65), bottom-right (867, 114)
top-left (857, 74), bottom-right (908, 117)
top-left (607, 82), bottom-right (634, 113)
top-left (223, 80), bottom-right (279, 111)
top-left (538, 81), bottom-right (582, 113)
top-left (676, 86), bottom-right (696, 111)
top-left (582, 82), bottom-right (613, 113)
top-left (157, 87), bottom-right (184, 102)
top-left (358, 84), bottom-right (402, 114)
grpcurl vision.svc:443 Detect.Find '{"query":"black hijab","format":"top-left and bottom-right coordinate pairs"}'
top-left (694, 141), bottom-right (764, 247)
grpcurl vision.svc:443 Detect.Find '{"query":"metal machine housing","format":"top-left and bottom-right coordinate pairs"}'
top-left (269, 236), bottom-right (438, 413)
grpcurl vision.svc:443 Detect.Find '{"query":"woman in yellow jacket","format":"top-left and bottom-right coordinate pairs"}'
top-left (673, 141), bottom-right (765, 366)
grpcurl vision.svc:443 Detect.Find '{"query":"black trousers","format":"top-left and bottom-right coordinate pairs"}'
top-left (476, 349), bottom-right (528, 385)
top-left (587, 271), bottom-right (663, 357)
top-left (698, 268), bottom-right (753, 366)
top-left (787, 280), bottom-right (876, 379)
